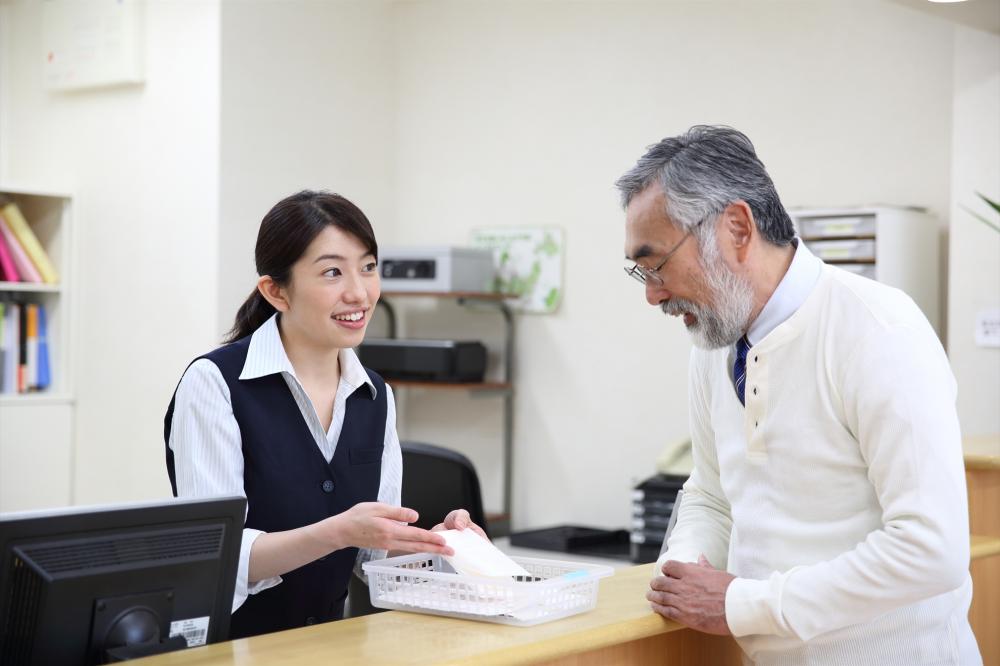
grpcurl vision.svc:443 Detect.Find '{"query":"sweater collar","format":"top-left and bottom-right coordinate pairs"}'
top-left (745, 238), bottom-right (823, 347)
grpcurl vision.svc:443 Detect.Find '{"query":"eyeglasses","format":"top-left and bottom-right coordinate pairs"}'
top-left (623, 230), bottom-right (695, 287)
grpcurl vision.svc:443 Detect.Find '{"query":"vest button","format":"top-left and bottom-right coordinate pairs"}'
top-left (321, 480), bottom-right (334, 493)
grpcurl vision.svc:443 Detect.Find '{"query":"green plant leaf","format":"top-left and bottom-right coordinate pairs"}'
top-left (961, 203), bottom-right (1000, 233)
top-left (976, 192), bottom-right (1000, 215)
top-left (544, 287), bottom-right (560, 310)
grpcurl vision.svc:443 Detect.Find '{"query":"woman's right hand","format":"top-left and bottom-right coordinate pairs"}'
top-left (323, 502), bottom-right (454, 555)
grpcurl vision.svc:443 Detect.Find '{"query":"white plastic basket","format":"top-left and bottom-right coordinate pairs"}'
top-left (362, 553), bottom-right (614, 626)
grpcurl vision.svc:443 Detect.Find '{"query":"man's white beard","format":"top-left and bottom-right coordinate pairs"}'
top-left (660, 244), bottom-right (754, 350)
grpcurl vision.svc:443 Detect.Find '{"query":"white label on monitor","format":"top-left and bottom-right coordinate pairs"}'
top-left (169, 616), bottom-right (210, 647)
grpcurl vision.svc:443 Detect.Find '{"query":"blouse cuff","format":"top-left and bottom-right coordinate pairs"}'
top-left (353, 547), bottom-right (388, 584)
top-left (233, 528), bottom-right (282, 613)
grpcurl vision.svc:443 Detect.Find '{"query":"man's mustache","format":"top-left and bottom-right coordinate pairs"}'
top-left (661, 299), bottom-right (698, 317)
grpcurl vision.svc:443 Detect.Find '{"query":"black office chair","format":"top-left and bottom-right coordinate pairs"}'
top-left (399, 441), bottom-right (489, 537)
top-left (347, 441), bottom-right (490, 617)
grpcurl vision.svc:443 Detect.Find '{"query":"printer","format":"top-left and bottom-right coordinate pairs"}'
top-left (358, 338), bottom-right (488, 383)
top-left (379, 246), bottom-right (495, 293)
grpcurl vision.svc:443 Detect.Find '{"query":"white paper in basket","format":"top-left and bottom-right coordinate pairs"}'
top-left (437, 528), bottom-right (531, 578)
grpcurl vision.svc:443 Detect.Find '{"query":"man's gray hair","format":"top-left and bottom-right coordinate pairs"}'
top-left (615, 126), bottom-right (795, 247)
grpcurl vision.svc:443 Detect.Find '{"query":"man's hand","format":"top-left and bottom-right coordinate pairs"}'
top-left (647, 554), bottom-right (735, 635)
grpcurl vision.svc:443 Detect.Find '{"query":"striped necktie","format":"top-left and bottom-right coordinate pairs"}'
top-left (734, 335), bottom-right (752, 406)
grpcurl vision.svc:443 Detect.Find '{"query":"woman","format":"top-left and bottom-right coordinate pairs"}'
top-left (164, 190), bottom-right (484, 639)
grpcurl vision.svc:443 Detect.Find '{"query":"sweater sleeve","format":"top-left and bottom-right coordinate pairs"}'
top-left (655, 348), bottom-right (733, 574)
top-left (725, 320), bottom-right (969, 640)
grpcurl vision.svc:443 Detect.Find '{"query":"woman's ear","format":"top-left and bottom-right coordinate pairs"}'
top-left (257, 275), bottom-right (290, 312)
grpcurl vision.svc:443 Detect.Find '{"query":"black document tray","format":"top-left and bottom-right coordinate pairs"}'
top-left (509, 525), bottom-right (631, 559)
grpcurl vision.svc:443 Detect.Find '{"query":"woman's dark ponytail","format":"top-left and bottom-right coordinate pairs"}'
top-left (223, 190), bottom-right (377, 344)
top-left (224, 289), bottom-right (277, 343)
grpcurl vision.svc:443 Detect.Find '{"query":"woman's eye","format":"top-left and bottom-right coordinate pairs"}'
top-left (323, 267), bottom-right (342, 278)
top-left (363, 262), bottom-right (378, 273)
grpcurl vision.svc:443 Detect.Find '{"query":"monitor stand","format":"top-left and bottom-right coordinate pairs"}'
top-left (90, 590), bottom-right (190, 663)
top-left (104, 635), bottom-right (188, 662)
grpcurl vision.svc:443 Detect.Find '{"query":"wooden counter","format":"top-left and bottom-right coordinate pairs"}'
top-left (972, 534), bottom-right (1000, 559)
top-left (134, 563), bottom-right (738, 666)
top-left (135, 536), bottom-right (1000, 666)
top-left (965, 434), bottom-right (1000, 471)
top-left (966, 435), bottom-right (1000, 666)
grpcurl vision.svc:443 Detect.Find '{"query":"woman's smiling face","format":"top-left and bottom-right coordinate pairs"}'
top-left (278, 224), bottom-right (381, 351)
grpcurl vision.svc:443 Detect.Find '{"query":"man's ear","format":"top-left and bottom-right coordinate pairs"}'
top-left (257, 275), bottom-right (290, 312)
top-left (722, 201), bottom-right (755, 262)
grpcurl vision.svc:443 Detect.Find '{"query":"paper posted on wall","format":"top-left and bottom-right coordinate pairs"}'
top-left (471, 227), bottom-right (563, 314)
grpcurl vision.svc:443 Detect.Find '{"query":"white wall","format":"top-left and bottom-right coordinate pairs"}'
top-left (387, 0), bottom-right (955, 530)
top-left (0, 0), bottom-right (221, 505)
top-left (0, 0), bottom-right (397, 510)
top-left (217, 0), bottom-right (396, 337)
top-left (4, 1), bottom-right (989, 529)
top-left (948, 26), bottom-right (1000, 437)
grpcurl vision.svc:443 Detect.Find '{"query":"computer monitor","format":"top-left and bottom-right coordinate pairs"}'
top-left (0, 496), bottom-right (245, 665)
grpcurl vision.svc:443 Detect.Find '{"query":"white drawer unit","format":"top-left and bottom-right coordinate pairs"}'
top-left (797, 215), bottom-right (876, 239)
top-left (808, 238), bottom-right (877, 262)
top-left (834, 263), bottom-right (877, 280)
top-left (790, 207), bottom-right (940, 335)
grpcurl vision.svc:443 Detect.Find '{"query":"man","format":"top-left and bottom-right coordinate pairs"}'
top-left (617, 126), bottom-right (980, 665)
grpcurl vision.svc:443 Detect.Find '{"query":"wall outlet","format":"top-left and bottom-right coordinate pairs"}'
top-left (975, 309), bottom-right (1000, 348)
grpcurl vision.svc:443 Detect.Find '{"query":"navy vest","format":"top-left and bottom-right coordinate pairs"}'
top-left (163, 335), bottom-right (386, 639)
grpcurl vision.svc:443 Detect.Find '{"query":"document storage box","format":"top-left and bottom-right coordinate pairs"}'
top-left (797, 215), bottom-right (876, 239)
top-left (835, 263), bottom-right (877, 279)
top-left (791, 206), bottom-right (941, 335)
top-left (806, 238), bottom-right (877, 262)
top-left (631, 474), bottom-right (686, 563)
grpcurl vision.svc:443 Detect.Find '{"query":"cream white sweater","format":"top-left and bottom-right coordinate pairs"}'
top-left (659, 265), bottom-right (981, 665)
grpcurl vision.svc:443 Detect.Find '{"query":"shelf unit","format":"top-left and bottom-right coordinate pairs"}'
top-left (790, 206), bottom-right (941, 335)
top-left (0, 186), bottom-right (76, 513)
top-left (376, 291), bottom-right (515, 537)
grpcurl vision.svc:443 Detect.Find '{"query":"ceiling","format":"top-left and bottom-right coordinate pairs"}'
top-left (889, 0), bottom-right (1000, 34)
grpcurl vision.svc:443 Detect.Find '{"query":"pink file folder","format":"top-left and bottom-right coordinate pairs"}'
top-left (0, 224), bottom-right (20, 281)
top-left (0, 211), bottom-right (42, 283)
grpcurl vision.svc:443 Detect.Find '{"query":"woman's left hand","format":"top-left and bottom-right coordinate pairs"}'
top-left (432, 509), bottom-right (489, 540)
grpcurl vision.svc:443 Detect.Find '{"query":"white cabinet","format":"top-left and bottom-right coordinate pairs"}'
top-left (791, 207), bottom-right (941, 334)
top-left (0, 399), bottom-right (73, 511)
top-left (0, 186), bottom-right (75, 512)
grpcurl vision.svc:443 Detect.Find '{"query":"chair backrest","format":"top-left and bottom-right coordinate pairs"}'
top-left (400, 441), bottom-right (489, 539)
top-left (348, 442), bottom-right (491, 618)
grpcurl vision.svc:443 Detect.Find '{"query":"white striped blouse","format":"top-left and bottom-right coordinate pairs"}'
top-left (167, 313), bottom-right (401, 612)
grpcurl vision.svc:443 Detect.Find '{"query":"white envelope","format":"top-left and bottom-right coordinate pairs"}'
top-left (438, 529), bottom-right (531, 578)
